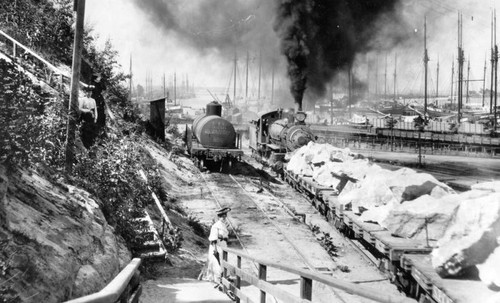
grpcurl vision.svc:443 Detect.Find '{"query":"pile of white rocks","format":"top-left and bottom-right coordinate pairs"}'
top-left (286, 142), bottom-right (500, 288)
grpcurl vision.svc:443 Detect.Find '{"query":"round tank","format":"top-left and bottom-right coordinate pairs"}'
top-left (194, 115), bottom-right (236, 148)
top-left (206, 101), bottom-right (222, 117)
top-left (192, 114), bottom-right (206, 133)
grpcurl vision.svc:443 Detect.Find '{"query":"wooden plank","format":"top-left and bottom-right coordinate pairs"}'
top-left (222, 254), bottom-right (415, 303)
top-left (370, 230), bottom-right (431, 261)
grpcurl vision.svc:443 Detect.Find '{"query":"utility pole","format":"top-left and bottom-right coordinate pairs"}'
top-left (393, 53), bottom-right (397, 101)
top-left (424, 17), bottom-right (429, 114)
top-left (65, 0), bottom-right (86, 176)
top-left (163, 73), bottom-right (166, 98)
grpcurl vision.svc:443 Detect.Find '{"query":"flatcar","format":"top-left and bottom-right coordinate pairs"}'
top-left (248, 108), bottom-right (315, 172)
top-left (282, 167), bottom-right (498, 303)
top-left (185, 101), bottom-right (243, 170)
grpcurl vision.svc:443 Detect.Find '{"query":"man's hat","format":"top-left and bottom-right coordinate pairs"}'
top-left (216, 207), bottom-right (231, 216)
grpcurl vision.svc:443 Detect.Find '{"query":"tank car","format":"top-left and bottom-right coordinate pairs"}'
top-left (248, 108), bottom-right (315, 172)
top-left (186, 101), bottom-right (243, 170)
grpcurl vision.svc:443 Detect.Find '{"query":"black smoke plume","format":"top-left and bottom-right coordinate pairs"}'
top-left (274, 0), bottom-right (405, 110)
top-left (130, 0), bottom-right (278, 59)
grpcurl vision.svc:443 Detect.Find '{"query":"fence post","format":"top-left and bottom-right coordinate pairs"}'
top-left (223, 250), bottom-right (228, 279)
top-left (258, 264), bottom-right (267, 303)
top-left (300, 276), bottom-right (313, 300)
top-left (236, 256), bottom-right (241, 303)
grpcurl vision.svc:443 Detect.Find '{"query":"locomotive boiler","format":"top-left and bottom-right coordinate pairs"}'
top-left (249, 108), bottom-right (315, 171)
top-left (186, 101), bottom-right (243, 170)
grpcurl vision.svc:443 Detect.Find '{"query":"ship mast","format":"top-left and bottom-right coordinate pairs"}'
top-left (490, 10), bottom-right (495, 114)
top-left (384, 54), bottom-right (388, 98)
top-left (424, 17), bottom-right (429, 114)
top-left (375, 54), bottom-right (379, 98)
top-left (233, 50), bottom-right (237, 106)
top-left (436, 57), bottom-right (439, 99)
top-left (457, 12), bottom-right (464, 123)
top-left (466, 58), bottom-right (470, 104)
top-left (258, 49), bottom-right (262, 100)
top-left (245, 50), bottom-right (249, 100)
top-left (450, 57), bottom-right (454, 105)
top-left (494, 11), bottom-right (498, 131)
top-left (393, 53), bottom-right (397, 101)
top-left (483, 59), bottom-right (487, 107)
top-left (129, 54), bottom-right (133, 102)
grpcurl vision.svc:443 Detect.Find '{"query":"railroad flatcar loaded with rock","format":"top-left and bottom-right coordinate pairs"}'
top-left (283, 142), bottom-right (500, 303)
top-left (185, 101), bottom-right (243, 171)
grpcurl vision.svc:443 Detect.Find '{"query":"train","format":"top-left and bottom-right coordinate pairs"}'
top-left (185, 101), bottom-right (243, 170)
top-left (281, 168), bottom-right (497, 303)
top-left (248, 108), bottom-right (316, 172)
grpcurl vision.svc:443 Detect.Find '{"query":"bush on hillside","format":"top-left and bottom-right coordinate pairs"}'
top-left (0, 59), bottom-right (67, 169)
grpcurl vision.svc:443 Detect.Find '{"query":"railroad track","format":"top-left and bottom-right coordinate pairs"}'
top-left (198, 169), bottom-right (398, 303)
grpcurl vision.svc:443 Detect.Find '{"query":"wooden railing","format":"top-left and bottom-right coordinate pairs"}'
top-left (0, 29), bottom-right (89, 91)
top-left (64, 258), bottom-right (142, 303)
top-left (220, 247), bottom-right (416, 303)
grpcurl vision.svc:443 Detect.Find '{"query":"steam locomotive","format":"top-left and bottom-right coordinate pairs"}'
top-left (249, 108), bottom-right (315, 172)
top-left (185, 101), bottom-right (243, 170)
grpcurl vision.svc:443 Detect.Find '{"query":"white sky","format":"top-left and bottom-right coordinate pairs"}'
top-left (86, 0), bottom-right (500, 97)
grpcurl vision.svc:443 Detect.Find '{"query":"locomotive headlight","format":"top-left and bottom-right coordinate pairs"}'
top-left (295, 111), bottom-right (307, 123)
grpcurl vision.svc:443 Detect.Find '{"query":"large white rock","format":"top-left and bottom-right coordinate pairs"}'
top-left (432, 192), bottom-right (500, 278)
top-left (471, 181), bottom-right (500, 193)
top-left (382, 190), bottom-right (490, 241)
top-left (339, 167), bottom-right (454, 224)
top-left (286, 142), bottom-right (356, 176)
top-left (477, 246), bottom-right (500, 289)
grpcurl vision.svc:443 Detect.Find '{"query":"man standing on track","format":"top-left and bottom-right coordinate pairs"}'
top-left (206, 207), bottom-right (231, 289)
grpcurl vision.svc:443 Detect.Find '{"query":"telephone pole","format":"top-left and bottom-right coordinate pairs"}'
top-left (65, 0), bottom-right (86, 175)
